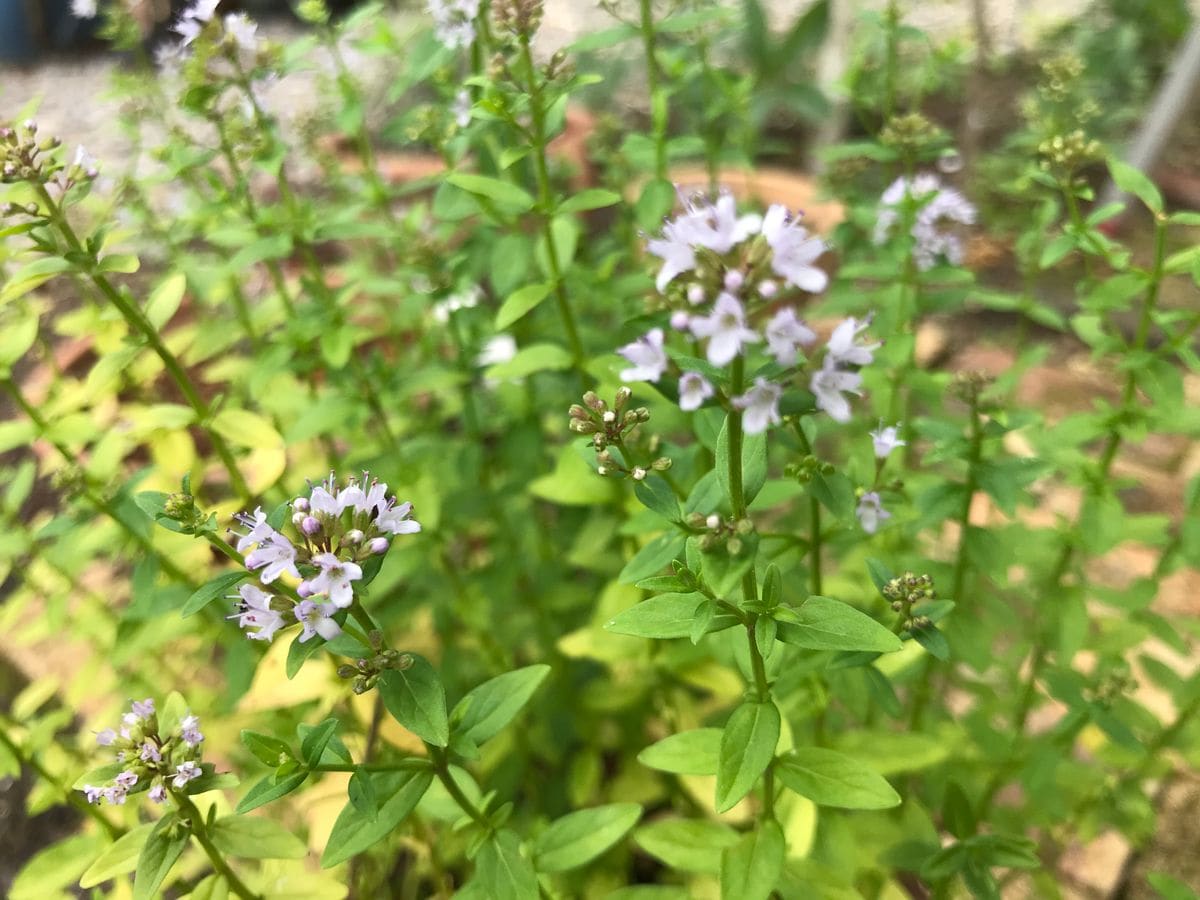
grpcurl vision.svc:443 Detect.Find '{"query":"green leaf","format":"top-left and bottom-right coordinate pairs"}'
top-left (0, 257), bottom-right (72, 304)
top-left (775, 596), bottom-right (902, 652)
top-left (637, 728), bottom-right (722, 775)
top-left (241, 730), bottom-right (294, 767)
top-left (776, 747), bottom-right (900, 809)
top-left (446, 173), bottom-right (535, 212)
top-left (134, 815), bottom-right (188, 900)
top-left (300, 718), bottom-right (339, 767)
top-left (451, 664), bottom-right (551, 746)
top-left (633, 819), bottom-right (739, 874)
top-left (380, 655), bottom-right (450, 746)
top-left (605, 592), bottom-right (704, 639)
top-left (0, 306), bottom-right (39, 369)
top-left (716, 417), bottom-right (768, 506)
top-left (237, 770), bottom-right (308, 813)
top-left (635, 178), bottom-right (677, 231)
top-left (617, 532), bottom-right (688, 583)
top-left (495, 282), bottom-right (553, 329)
top-left (831, 730), bottom-right (951, 775)
top-left (182, 570), bottom-right (250, 618)
top-left (716, 701), bottom-right (780, 812)
top-left (321, 767), bottom-right (434, 867)
top-left (12, 834), bottom-right (101, 899)
top-left (484, 342), bottom-right (573, 380)
top-left (719, 820), bottom-right (785, 900)
top-left (476, 829), bottom-right (538, 900)
top-left (209, 816), bottom-right (307, 859)
top-left (911, 622), bottom-right (950, 660)
top-left (532, 803), bottom-right (642, 872)
top-left (558, 189), bottom-right (622, 214)
top-left (79, 824), bottom-right (154, 888)
top-left (98, 253), bottom-right (140, 274)
top-left (634, 477), bottom-right (680, 522)
top-left (145, 272), bottom-right (186, 329)
top-left (210, 408), bottom-right (283, 449)
top-left (1109, 159), bottom-right (1164, 214)
top-left (942, 781), bottom-right (975, 839)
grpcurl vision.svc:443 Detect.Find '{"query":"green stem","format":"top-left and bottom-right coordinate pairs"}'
top-left (638, 0), bottom-right (667, 180)
top-left (32, 185), bottom-right (252, 504)
top-left (792, 423), bottom-right (823, 595)
top-left (518, 36), bottom-right (587, 376)
top-left (172, 791), bottom-right (260, 900)
top-left (428, 748), bottom-right (491, 831)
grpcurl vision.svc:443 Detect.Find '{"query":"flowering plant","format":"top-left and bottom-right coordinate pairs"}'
top-left (1, 1), bottom-right (1198, 898)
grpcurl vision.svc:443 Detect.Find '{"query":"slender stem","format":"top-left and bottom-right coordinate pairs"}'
top-left (0, 725), bottom-right (122, 840)
top-left (172, 791), bottom-right (260, 900)
top-left (428, 747), bottom-right (491, 831)
top-left (792, 423), bottom-right (823, 595)
top-left (638, 0), bottom-right (667, 180)
top-left (31, 185), bottom-right (252, 503)
top-left (518, 36), bottom-right (587, 375)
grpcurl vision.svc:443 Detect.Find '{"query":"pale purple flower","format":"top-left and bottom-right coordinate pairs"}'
top-left (171, 16), bottom-right (202, 44)
top-left (245, 533), bottom-right (300, 583)
top-left (688, 293), bottom-right (760, 366)
top-left (760, 204), bottom-right (828, 292)
top-left (678, 372), bottom-right (715, 412)
top-left (375, 500), bottom-right (420, 535)
top-left (181, 715), bottom-right (204, 747)
top-left (874, 174), bottom-right (977, 271)
top-left (171, 760), bottom-right (202, 789)
top-left (232, 507), bottom-right (273, 553)
top-left (73, 145), bottom-right (99, 178)
top-left (139, 743), bottom-right (162, 763)
top-left (856, 492), bottom-right (891, 534)
top-left (368, 537), bottom-right (389, 555)
top-left (689, 193), bottom-right (761, 254)
top-left (149, 784), bottom-right (168, 804)
top-left (617, 328), bottom-right (668, 382)
top-left (83, 784), bottom-right (104, 804)
top-left (764, 307), bottom-right (817, 365)
top-left (95, 729), bottom-right (117, 746)
top-left (115, 770), bottom-right (139, 789)
top-left (296, 600), bottom-right (342, 643)
top-left (686, 284), bottom-right (705, 306)
top-left (871, 423), bottom-right (906, 459)
top-left (131, 699), bottom-right (155, 719)
top-left (825, 317), bottom-right (880, 368)
top-left (669, 311), bottom-right (691, 331)
top-left (647, 219), bottom-right (699, 293)
top-left (302, 553), bottom-right (363, 608)
top-left (732, 378), bottom-right (783, 434)
top-left (723, 269), bottom-right (745, 292)
top-left (229, 583), bottom-right (287, 642)
top-left (810, 360), bottom-right (863, 422)
top-left (104, 786), bottom-right (129, 805)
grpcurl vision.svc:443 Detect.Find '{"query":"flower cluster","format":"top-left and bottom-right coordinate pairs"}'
top-left (569, 388), bottom-right (670, 480)
top-left (80, 699), bottom-right (205, 806)
top-left (874, 173), bottom-right (977, 270)
top-left (621, 192), bottom-right (881, 431)
top-left (229, 473), bottom-right (420, 643)
top-left (0, 121), bottom-right (97, 198)
top-left (882, 572), bottom-right (936, 632)
top-left (157, 1), bottom-right (265, 74)
top-left (428, 0), bottom-right (481, 49)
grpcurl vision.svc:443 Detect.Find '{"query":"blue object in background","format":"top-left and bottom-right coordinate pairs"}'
top-left (0, 0), bottom-right (99, 64)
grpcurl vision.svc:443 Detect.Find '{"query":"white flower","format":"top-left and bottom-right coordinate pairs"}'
top-left (72, 145), bottom-right (98, 177)
top-left (646, 218), bottom-right (699, 293)
top-left (302, 553), bottom-right (363, 608)
top-left (171, 760), bottom-right (202, 789)
top-left (184, 0), bottom-right (220, 21)
top-left (874, 174), bottom-right (977, 271)
top-left (223, 13), bottom-right (258, 52)
top-left (689, 193), bottom-right (761, 254)
top-left (228, 583), bottom-right (287, 641)
top-left (825, 317), bottom-right (880, 368)
top-left (688, 292), bottom-right (760, 366)
top-left (296, 600), bottom-right (342, 643)
top-left (764, 307), bottom-right (816, 365)
top-left (810, 360), bottom-right (863, 422)
top-left (432, 286), bottom-right (480, 322)
top-left (870, 423), bottom-right (906, 459)
top-left (678, 372), bottom-right (714, 411)
top-left (617, 328), bottom-right (668, 382)
top-left (375, 500), bottom-right (421, 535)
top-left (172, 17), bottom-right (202, 45)
top-left (71, 0), bottom-right (97, 18)
top-left (478, 334), bottom-right (517, 367)
top-left (244, 533), bottom-right (300, 583)
top-left (760, 205), bottom-right (828, 292)
top-left (732, 378), bottom-right (783, 434)
top-left (232, 507), bottom-right (274, 553)
top-left (453, 90), bottom-right (472, 128)
top-left (428, 0), bottom-right (479, 48)
top-left (104, 786), bottom-right (129, 805)
top-left (856, 492), bottom-right (891, 534)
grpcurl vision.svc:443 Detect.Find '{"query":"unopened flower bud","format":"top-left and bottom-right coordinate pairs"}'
top-left (568, 404), bottom-right (589, 420)
top-left (293, 497), bottom-right (310, 512)
top-left (301, 516), bottom-right (321, 536)
top-left (706, 514), bottom-right (722, 531)
top-left (297, 582), bottom-right (314, 598)
top-left (368, 537), bottom-right (389, 555)
top-left (631, 467), bottom-right (647, 481)
top-left (583, 391), bottom-right (603, 411)
top-left (724, 269), bottom-right (744, 292)
top-left (292, 511), bottom-right (307, 528)
top-left (759, 279), bottom-right (778, 298)
top-left (735, 518), bottom-right (754, 535)
top-left (686, 284), bottom-right (705, 305)
top-left (670, 310), bottom-right (690, 330)
top-left (337, 665), bottom-right (356, 678)
top-left (614, 386), bottom-right (632, 409)
top-left (597, 465), bottom-right (609, 476)
top-left (345, 529), bottom-right (364, 544)
top-left (603, 410), bottom-right (616, 424)
top-left (686, 512), bottom-right (706, 528)
top-left (727, 537), bottom-right (744, 556)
